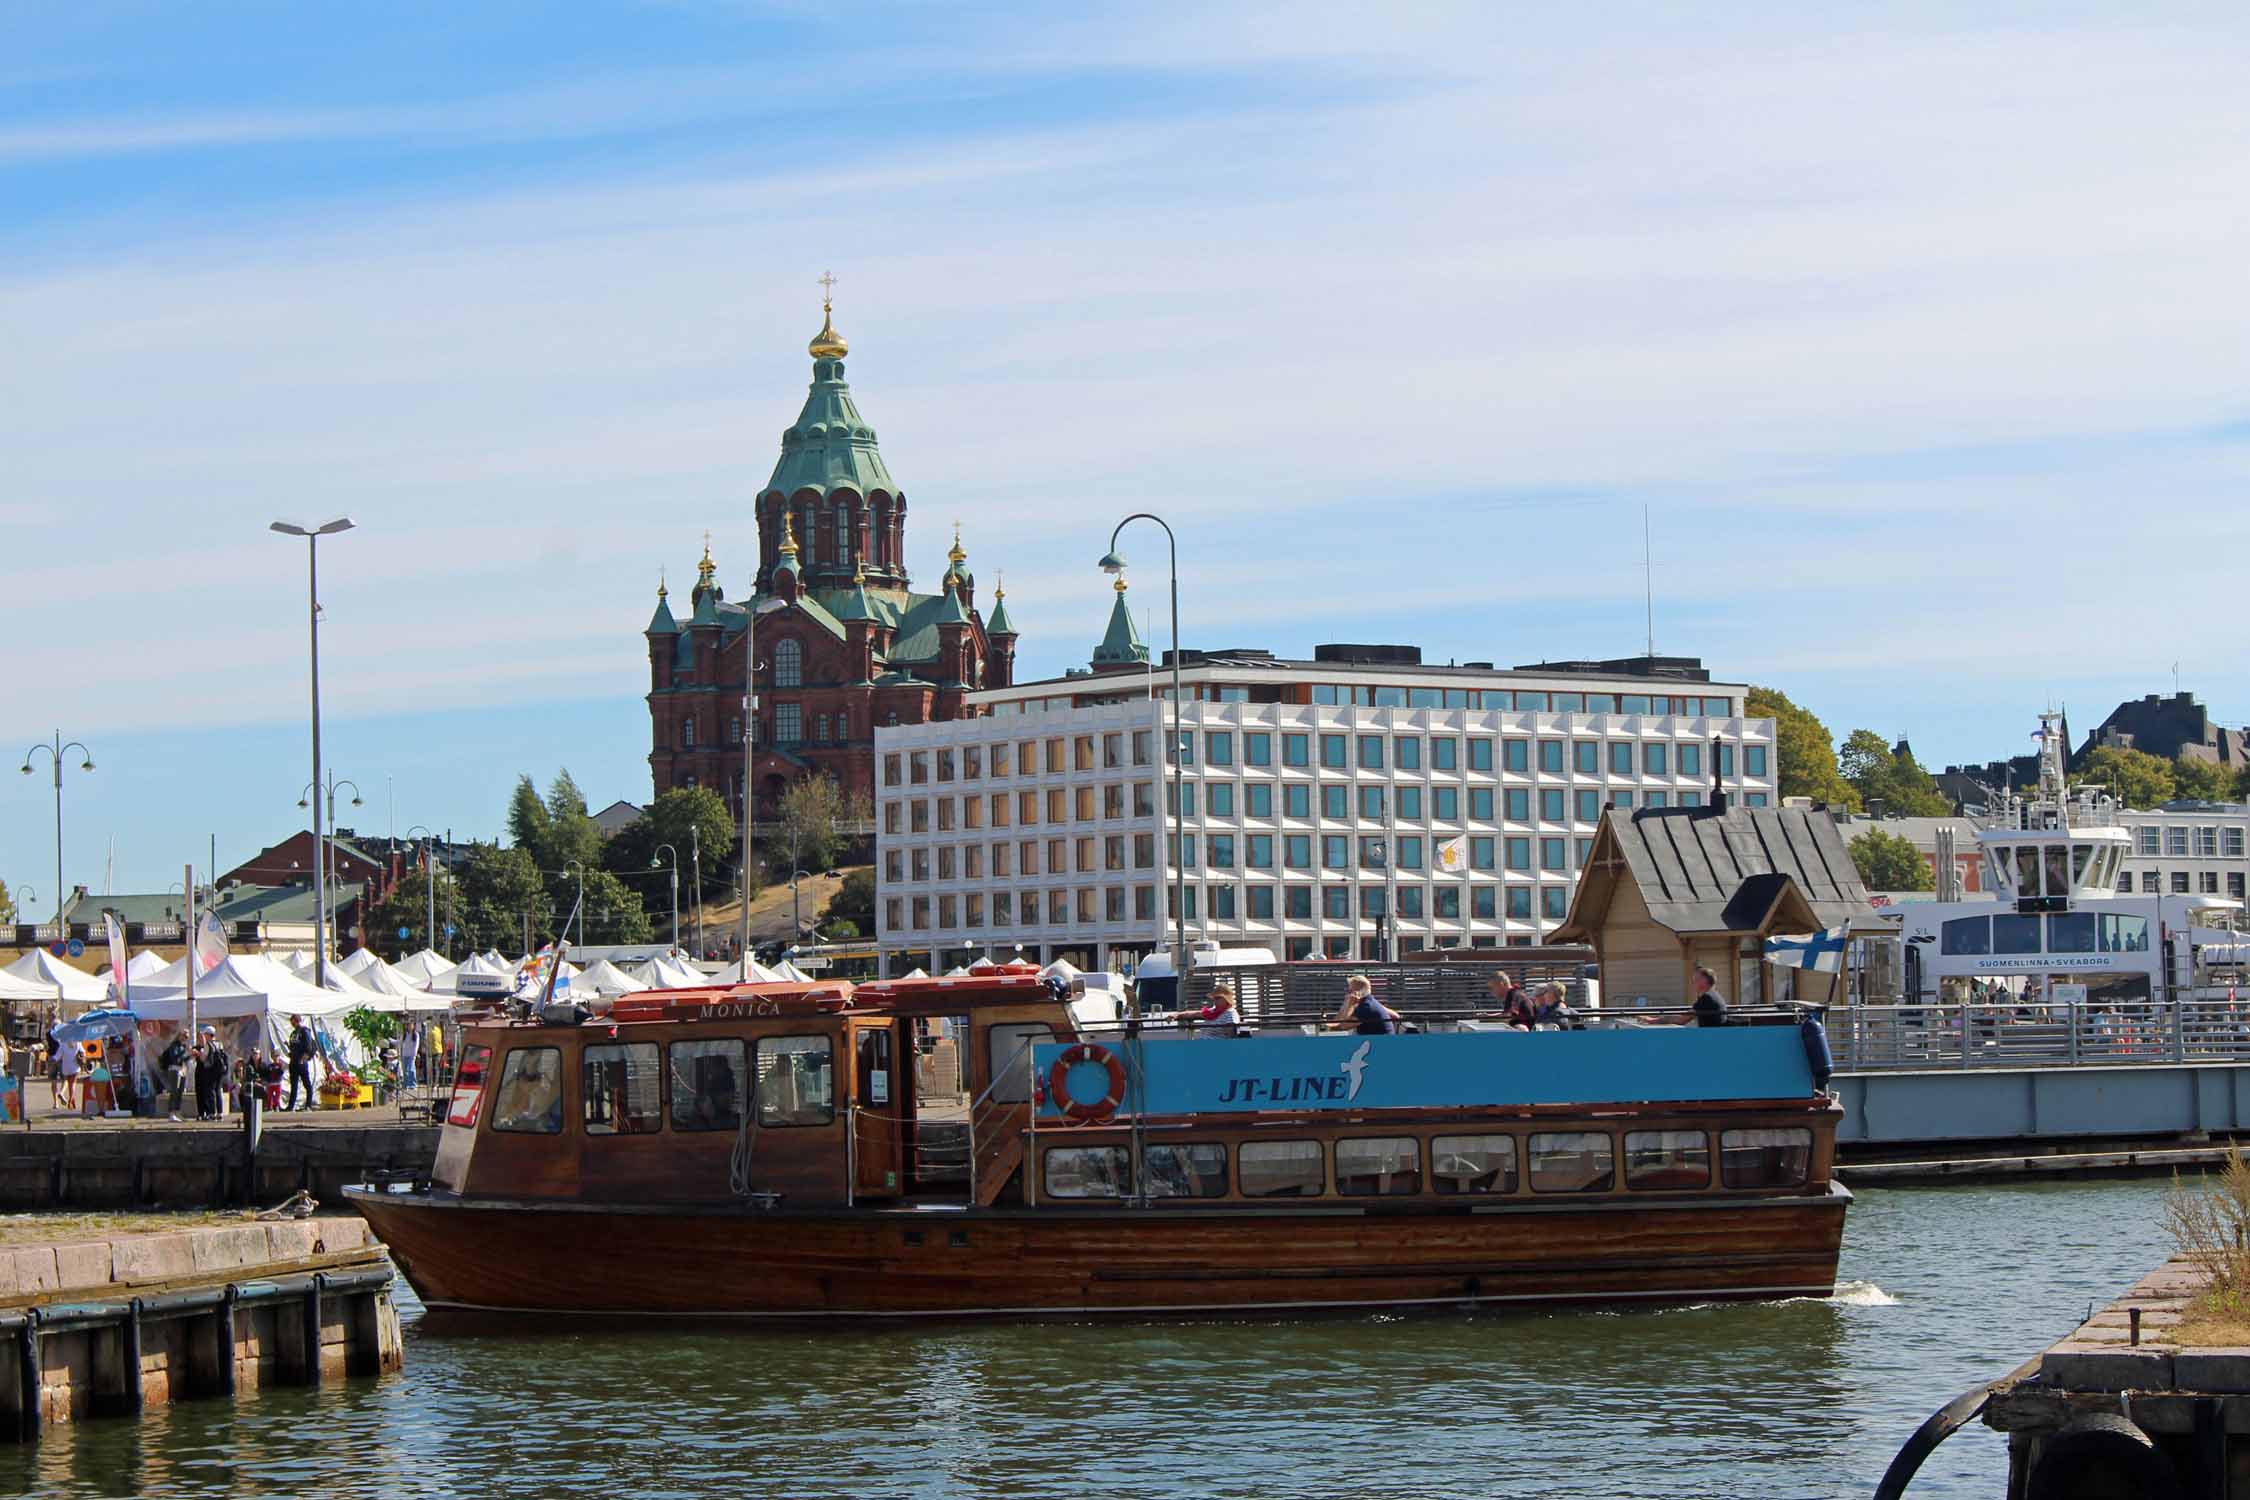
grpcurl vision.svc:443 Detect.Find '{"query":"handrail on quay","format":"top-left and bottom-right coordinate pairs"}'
top-left (1827, 997), bottom-right (2250, 1072)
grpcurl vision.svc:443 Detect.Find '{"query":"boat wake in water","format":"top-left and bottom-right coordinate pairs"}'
top-left (1825, 1280), bottom-right (1900, 1306)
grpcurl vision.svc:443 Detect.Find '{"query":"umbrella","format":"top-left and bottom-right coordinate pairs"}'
top-left (53, 1008), bottom-right (140, 1045)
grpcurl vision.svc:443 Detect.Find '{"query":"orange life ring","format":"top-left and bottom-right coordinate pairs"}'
top-left (1046, 1043), bottom-right (1127, 1123)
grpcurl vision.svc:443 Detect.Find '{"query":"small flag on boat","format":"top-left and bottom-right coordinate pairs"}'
top-left (1764, 925), bottom-right (1849, 973)
top-left (1435, 835), bottom-right (1468, 873)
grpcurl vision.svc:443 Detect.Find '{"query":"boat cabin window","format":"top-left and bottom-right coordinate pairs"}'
top-left (2100, 914), bottom-right (2150, 952)
top-left (1992, 914), bottom-right (2042, 955)
top-left (1144, 1143), bottom-right (1229, 1198)
top-left (1335, 1137), bottom-right (1423, 1196)
top-left (1044, 1145), bottom-right (1130, 1199)
top-left (1940, 917), bottom-right (1991, 956)
top-left (2014, 846), bottom-right (2039, 898)
top-left (1528, 1132), bottom-right (1615, 1193)
top-left (1431, 1135), bottom-right (1517, 1194)
top-left (670, 1039), bottom-right (746, 1132)
top-left (2048, 913), bottom-right (2098, 954)
top-left (985, 1023), bottom-right (1054, 1104)
top-left (755, 1036), bottom-right (835, 1127)
top-left (1719, 1128), bottom-right (1812, 1188)
top-left (492, 1047), bottom-right (564, 1135)
top-left (449, 1044), bottom-right (493, 1128)
top-left (2044, 845), bottom-right (2069, 899)
top-left (1239, 1140), bottom-right (1325, 1198)
top-left (583, 1042), bottom-right (662, 1135)
top-left (2072, 844), bottom-right (2094, 886)
top-left (1624, 1130), bottom-right (1710, 1190)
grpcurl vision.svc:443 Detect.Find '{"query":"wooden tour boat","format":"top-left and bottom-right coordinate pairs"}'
top-left (346, 964), bottom-right (1849, 1320)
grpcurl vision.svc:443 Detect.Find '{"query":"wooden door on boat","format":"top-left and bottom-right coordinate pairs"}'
top-left (851, 1019), bottom-right (905, 1200)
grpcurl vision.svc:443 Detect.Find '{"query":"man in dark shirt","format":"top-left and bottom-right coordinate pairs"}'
top-left (1689, 966), bottom-right (1729, 1028)
top-left (1333, 975), bottom-right (1399, 1035)
top-left (285, 1015), bottom-right (318, 1111)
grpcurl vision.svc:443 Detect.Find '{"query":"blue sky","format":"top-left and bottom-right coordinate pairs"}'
top-left (5, 2), bottom-right (2250, 899)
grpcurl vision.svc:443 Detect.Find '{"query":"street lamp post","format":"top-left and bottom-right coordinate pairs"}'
top-left (653, 844), bottom-right (682, 953)
top-left (406, 825), bottom-right (440, 954)
top-left (689, 824), bottom-right (705, 960)
top-left (740, 597), bottom-right (787, 963)
top-left (563, 861), bottom-right (587, 948)
top-left (271, 517), bottom-right (355, 991)
top-left (298, 773), bottom-right (361, 976)
top-left (19, 732), bottom-right (94, 933)
top-left (1099, 518), bottom-right (1186, 983)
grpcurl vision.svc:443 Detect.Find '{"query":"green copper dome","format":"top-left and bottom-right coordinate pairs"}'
top-left (767, 358), bottom-right (896, 500)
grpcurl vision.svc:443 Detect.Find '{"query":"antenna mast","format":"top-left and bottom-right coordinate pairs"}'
top-left (1642, 505), bottom-right (1655, 659)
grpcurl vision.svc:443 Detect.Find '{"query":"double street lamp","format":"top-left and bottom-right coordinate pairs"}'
top-left (20, 732), bottom-right (94, 933)
top-left (653, 844), bottom-right (682, 953)
top-left (299, 774), bottom-right (361, 976)
top-left (271, 517), bottom-right (355, 990)
top-left (739, 596), bottom-right (787, 962)
top-left (406, 824), bottom-right (443, 955)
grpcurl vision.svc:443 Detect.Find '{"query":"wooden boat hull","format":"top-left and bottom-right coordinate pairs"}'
top-left (348, 1183), bottom-right (1850, 1320)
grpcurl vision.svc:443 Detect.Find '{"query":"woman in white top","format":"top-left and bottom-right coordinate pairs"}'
top-left (1192, 982), bottom-right (1242, 1038)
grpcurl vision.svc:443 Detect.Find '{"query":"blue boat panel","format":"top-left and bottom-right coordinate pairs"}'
top-left (1033, 1029), bottom-right (1815, 1118)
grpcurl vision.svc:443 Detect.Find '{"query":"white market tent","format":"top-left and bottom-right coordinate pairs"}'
top-left (630, 954), bottom-right (706, 990)
top-left (943, 966), bottom-right (971, 977)
top-left (574, 960), bottom-right (649, 998)
top-left (449, 954), bottom-right (514, 999)
top-left (335, 950), bottom-right (449, 1010)
top-left (280, 951), bottom-right (315, 973)
top-left (393, 950), bottom-right (457, 988)
top-left (772, 959), bottom-right (814, 983)
top-left (2, 950), bottom-right (109, 1005)
top-left (0, 967), bottom-right (57, 1002)
top-left (900, 966), bottom-right (929, 980)
top-left (710, 958), bottom-right (782, 983)
top-left (130, 954), bottom-right (359, 1022)
top-left (126, 951), bottom-right (170, 981)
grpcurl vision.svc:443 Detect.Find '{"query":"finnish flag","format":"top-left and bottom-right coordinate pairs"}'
top-left (1764, 925), bottom-right (1849, 973)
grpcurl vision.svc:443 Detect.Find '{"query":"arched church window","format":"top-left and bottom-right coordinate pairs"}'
top-left (774, 638), bottom-right (803, 688)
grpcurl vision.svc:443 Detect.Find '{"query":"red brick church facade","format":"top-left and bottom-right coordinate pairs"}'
top-left (645, 302), bottom-right (1019, 820)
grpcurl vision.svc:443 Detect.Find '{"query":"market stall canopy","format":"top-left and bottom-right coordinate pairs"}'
top-left (574, 960), bottom-right (649, 998)
top-left (2, 950), bottom-right (109, 1003)
top-left (709, 958), bottom-right (782, 984)
top-left (336, 950), bottom-right (448, 1009)
top-left (126, 951), bottom-right (169, 981)
top-left (772, 960), bottom-right (814, 982)
top-left (629, 954), bottom-right (706, 990)
top-left (392, 950), bottom-right (457, 987)
top-left (449, 954), bottom-right (514, 999)
top-left (1038, 959), bottom-right (1083, 982)
top-left (128, 954), bottom-right (362, 1022)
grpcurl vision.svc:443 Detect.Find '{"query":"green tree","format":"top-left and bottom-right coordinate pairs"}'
top-left (2172, 754), bottom-right (2233, 803)
top-left (1849, 827), bottom-right (1935, 892)
top-left (823, 867), bottom-right (874, 935)
top-left (566, 867), bottom-right (652, 946)
top-left (455, 843), bottom-right (549, 952)
top-left (2076, 746), bottom-right (2176, 810)
top-left (602, 787), bottom-right (737, 899)
top-left (363, 862), bottom-right (460, 960)
top-left (1838, 729), bottom-right (1894, 800)
top-left (506, 776), bottom-right (550, 860)
top-left (1838, 729), bottom-right (1952, 817)
top-left (772, 773), bottom-right (851, 877)
top-left (1744, 686), bottom-right (1860, 809)
top-left (0, 877), bottom-right (14, 925)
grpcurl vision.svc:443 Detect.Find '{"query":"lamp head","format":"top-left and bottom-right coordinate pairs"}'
top-left (17, 765), bottom-right (28, 776)
top-left (297, 797), bottom-right (309, 809)
top-left (350, 795), bottom-right (363, 808)
top-left (79, 759), bottom-right (92, 772)
top-left (1097, 550), bottom-right (1127, 574)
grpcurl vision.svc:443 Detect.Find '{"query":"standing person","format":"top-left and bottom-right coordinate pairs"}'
top-left (1332, 974), bottom-right (1400, 1036)
top-left (161, 1031), bottom-right (191, 1121)
top-left (425, 1017), bottom-right (446, 1088)
top-left (398, 1017), bottom-right (420, 1091)
top-left (192, 1026), bottom-right (228, 1120)
top-left (285, 1014), bottom-right (317, 1111)
top-left (55, 1038), bottom-right (81, 1115)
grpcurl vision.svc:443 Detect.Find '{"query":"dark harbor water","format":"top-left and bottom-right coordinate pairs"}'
top-left (3, 1178), bottom-right (2176, 1499)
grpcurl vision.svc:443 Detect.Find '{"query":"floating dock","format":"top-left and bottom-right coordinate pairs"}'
top-left (0, 1216), bottom-right (401, 1439)
top-left (0, 1123), bottom-right (437, 1211)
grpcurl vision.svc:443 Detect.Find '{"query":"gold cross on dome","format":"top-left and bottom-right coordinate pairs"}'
top-left (818, 270), bottom-right (836, 308)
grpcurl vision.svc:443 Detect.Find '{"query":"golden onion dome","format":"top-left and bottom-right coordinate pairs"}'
top-left (808, 301), bottom-right (848, 360)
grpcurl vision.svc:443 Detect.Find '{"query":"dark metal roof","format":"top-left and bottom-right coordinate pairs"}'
top-left (1606, 805), bottom-right (1869, 934)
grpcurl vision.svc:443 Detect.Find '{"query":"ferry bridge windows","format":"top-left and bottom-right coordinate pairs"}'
top-left (1145, 1143), bottom-right (1229, 1199)
top-left (492, 1047), bottom-right (565, 1135)
top-left (671, 1039), bottom-right (747, 1131)
top-left (449, 1044), bottom-right (493, 1128)
top-left (757, 1036), bottom-right (836, 1126)
top-left (2048, 912), bottom-right (2098, 954)
top-left (1045, 1145), bottom-right (1131, 1199)
top-left (1623, 1130), bottom-right (1710, 1190)
top-left (1431, 1134), bottom-right (1516, 1194)
top-left (1239, 1140), bottom-right (1325, 1198)
top-left (1528, 1132), bottom-right (1614, 1193)
top-left (583, 1043), bottom-right (662, 1135)
top-left (1335, 1137), bottom-right (1422, 1195)
top-left (1941, 917), bottom-right (1992, 956)
top-left (2101, 914), bottom-right (2149, 952)
top-left (1991, 914), bottom-right (2042, 955)
top-left (1719, 1128), bottom-right (1812, 1189)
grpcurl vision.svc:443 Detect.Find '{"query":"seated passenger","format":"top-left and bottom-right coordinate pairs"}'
top-left (1662, 966), bottom-right (1729, 1027)
top-left (1486, 972), bottom-right (1531, 1030)
top-left (1531, 984), bottom-right (1579, 1029)
top-left (1191, 982), bottom-right (1243, 1038)
top-left (1332, 974), bottom-right (1399, 1036)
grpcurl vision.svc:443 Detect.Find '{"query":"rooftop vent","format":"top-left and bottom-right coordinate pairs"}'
top-left (1313, 643), bottom-right (1423, 666)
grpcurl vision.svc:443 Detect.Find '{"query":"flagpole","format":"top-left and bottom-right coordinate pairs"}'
top-left (184, 861), bottom-right (198, 1041)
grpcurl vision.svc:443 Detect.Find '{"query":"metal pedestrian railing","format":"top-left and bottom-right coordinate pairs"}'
top-left (1829, 998), bottom-right (2250, 1072)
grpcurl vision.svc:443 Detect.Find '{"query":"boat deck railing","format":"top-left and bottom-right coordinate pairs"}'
top-left (1829, 998), bottom-right (2250, 1072)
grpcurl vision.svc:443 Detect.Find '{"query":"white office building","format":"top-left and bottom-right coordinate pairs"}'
top-left (874, 642), bottom-right (1778, 973)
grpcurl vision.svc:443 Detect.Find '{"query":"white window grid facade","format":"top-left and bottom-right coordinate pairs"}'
top-left (2118, 811), bottom-right (2250, 902)
top-left (875, 698), bottom-right (1779, 965)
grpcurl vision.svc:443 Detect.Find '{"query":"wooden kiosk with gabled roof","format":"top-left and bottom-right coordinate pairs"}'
top-left (1550, 801), bottom-right (1874, 1009)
